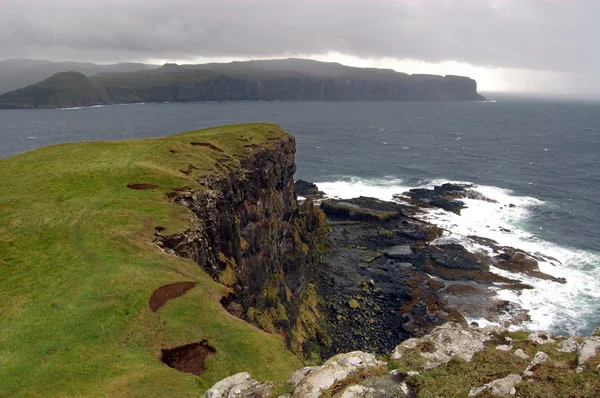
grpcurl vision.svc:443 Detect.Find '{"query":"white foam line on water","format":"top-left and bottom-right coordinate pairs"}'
top-left (315, 176), bottom-right (600, 335)
top-left (56, 105), bottom-right (106, 110)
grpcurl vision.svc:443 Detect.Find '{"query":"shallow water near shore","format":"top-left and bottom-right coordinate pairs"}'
top-left (1, 99), bottom-right (599, 335)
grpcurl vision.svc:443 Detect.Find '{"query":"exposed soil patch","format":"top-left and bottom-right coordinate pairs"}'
top-left (220, 293), bottom-right (244, 318)
top-left (180, 164), bottom-right (197, 175)
top-left (149, 281), bottom-right (196, 312)
top-left (190, 142), bottom-right (224, 152)
top-left (127, 183), bottom-right (158, 190)
top-left (171, 186), bottom-right (192, 192)
top-left (160, 341), bottom-right (216, 376)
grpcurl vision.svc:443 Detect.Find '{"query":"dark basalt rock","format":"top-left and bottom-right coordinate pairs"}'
top-left (317, 185), bottom-right (565, 356)
top-left (321, 197), bottom-right (405, 222)
top-left (295, 179), bottom-right (321, 195)
top-left (406, 187), bottom-right (466, 215)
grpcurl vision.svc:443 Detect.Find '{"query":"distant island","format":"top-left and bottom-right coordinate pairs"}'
top-left (0, 58), bottom-right (486, 109)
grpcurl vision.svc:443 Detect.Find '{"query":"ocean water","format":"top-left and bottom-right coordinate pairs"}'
top-left (1, 99), bottom-right (599, 335)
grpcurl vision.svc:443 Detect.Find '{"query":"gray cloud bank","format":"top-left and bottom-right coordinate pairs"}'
top-left (0, 0), bottom-right (597, 76)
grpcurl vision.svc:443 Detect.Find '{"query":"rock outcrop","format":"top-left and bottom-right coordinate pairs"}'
top-left (290, 351), bottom-right (386, 398)
top-left (157, 134), bottom-right (329, 355)
top-left (202, 322), bottom-right (600, 397)
top-left (391, 322), bottom-right (491, 369)
top-left (201, 373), bottom-right (274, 398)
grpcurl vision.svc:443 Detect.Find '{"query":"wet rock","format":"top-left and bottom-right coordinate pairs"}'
top-left (295, 180), bottom-right (324, 199)
top-left (202, 372), bottom-right (274, 398)
top-left (321, 197), bottom-right (405, 222)
top-left (391, 322), bottom-right (490, 369)
top-left (494, 248), bottom-right (566, 284)
top-left (292, 351), bottom-right (386, 398)
top-left (469, 374), bottom-right (521, 397)
top-left (406, 185), bottom-right (467, 215)
top-left (383, 245), bottom-right (413, 258)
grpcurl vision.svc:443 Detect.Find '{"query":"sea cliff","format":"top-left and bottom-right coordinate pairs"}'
top-left (0, 59), bottom-right (486, 109)
top-left (1, 123), bottom-right (596, 397)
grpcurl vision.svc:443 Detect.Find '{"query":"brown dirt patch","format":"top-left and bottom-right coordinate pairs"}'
top-left (179, 164), bottom-right (197, 175)
top-left (149, 281), bottom-right (196, 312)
top-left (160, 340), bottom-right (216, 376)
top-left (127, 183), bottom-right (158, 190)
top-left (190, 142), bottom-right (224, 152)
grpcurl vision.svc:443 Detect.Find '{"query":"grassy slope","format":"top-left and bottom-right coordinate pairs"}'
top-left (0, 123), bottom-right (303, 397)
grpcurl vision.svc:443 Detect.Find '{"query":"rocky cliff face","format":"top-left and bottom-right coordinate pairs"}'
top-left (157, 135), bottom-right (329, 355)
top-left (108, 74), bottom-right (485, 103)
top-left (0, 59), bottom-right (486, 108)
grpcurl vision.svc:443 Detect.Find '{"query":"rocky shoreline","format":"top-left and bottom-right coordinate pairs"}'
top-left (296, 181), bottom-right (567, 357)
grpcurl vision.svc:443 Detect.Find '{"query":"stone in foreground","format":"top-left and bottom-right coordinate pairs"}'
top-left (292, 351), bottom-right (386, 398)
top-left (202, 372), bottom-right (274, 398)
top-left (469, 374), bottom-right (522, 397)
top-left (391, 322), bottom-right (490, 369)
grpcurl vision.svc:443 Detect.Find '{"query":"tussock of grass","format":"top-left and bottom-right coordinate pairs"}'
top-left (0, 123), bottom-right (302, 397)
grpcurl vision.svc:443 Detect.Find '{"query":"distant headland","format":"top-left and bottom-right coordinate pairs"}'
top-left (0, 58), bottom-right (485, 109)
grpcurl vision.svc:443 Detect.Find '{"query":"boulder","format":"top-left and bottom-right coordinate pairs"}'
top-left (338, 385), bottom-right (379, 398)
top-left (292, 351), bottom-right (386, 398)
top-left (287, 366), bottom-right (319, 388)
top-left (557, 337), bottom-right (580, 353)
top-left (202, 372), bottom-right (274, 398)
top-left (295, 180), bottom-right (324, 198)
top-left (391, 322), bottom-right (490, 369)
top-left (576, 336), bottom-right (600, 373)
top-left (527, 331), bottom-right (555, 345)
top-left (469, 374), bottom-right (521, 397)
top-left (523, 352), bottom-right (549, 377)
top-left (336, 375), bottom-right (411, 398)
top-left (514, 349), bottom-right (529, 360)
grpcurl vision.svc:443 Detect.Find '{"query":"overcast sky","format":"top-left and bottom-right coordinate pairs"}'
top-left (1, 0), bottom-right (598, 95)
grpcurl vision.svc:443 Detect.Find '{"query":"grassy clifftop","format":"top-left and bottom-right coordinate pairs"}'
top-left (0, 124), bottom-right (303, 396)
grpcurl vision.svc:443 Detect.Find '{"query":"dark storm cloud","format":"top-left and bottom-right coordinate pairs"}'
top-left (0, 0), bottom-right (597, 74)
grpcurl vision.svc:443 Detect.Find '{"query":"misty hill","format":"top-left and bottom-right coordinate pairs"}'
top-left (0, 59), bottom-right (153, 94)
top-left (0, 58), bottom-right (486, 108)
top-left (0, 71), bottom-right (110, 108)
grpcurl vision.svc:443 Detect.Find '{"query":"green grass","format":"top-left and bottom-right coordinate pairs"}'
top-left (0, 123), bottom-right (303, 396)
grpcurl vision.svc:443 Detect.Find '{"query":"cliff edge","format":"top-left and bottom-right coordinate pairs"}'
top-left (0, 123), bottom-right (323, 396)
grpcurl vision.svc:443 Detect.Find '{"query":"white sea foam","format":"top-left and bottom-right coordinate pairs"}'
top-left (315, 176), bottom-right (600, 335)
top-left (56, 105), bottom-right (106, 110)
